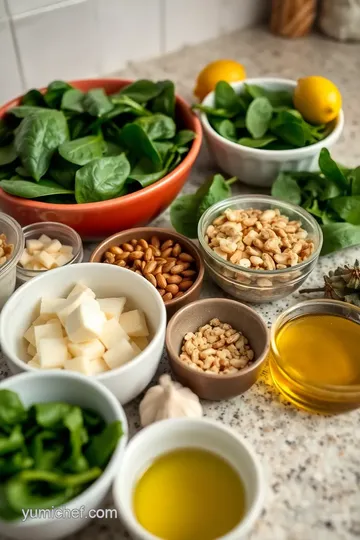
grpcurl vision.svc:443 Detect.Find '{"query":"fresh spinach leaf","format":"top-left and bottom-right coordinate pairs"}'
top-left (246, 97), bottom-right (272, 139)
top-left (14, 110), bottom-right (69, 181)
top-left (85, 421), bottom-right (123, 469)
top-left (192, 104), bottom-right (234, 118)
top-left (215, 81), bottom-right (241, 113)
top-left (59, 134), bottom-right (104, 166)
top-left (49, 155), bottom-right (78, 189)
top-left (271, 172), bottom-right (302, 205)
top-left (68, 115), bottom-right (90, 139)
top-left (9, 106), bottom-right (48, 118)
top-left (173, 130), bottom-right (196, 147)
top-left (197, 174), bottom-right (234, 219)
top-left (21, 89), bottom-right (46, 107)
top-left (134, 114), bottom-right (176, 140)
top-left (0, 178), bottom-right (74, 198)
top-left (15, 166), bottom-right (31, 178)
top-left (61, 89), bottom-right (85, 113)
top-left (245, 84), bottom-right (293, 108)
top-left (44, 80), bottom-right (73, 109)
top-left (151, 80), bottom-right (175, 118)
top-left (75, 154), bottom-right (130, 203)
top-left (239, 135), bottom-right (276, 148)
top-left (121, 124), bottom-right (162, 170)
top-left (319, 148), bottom-right (348, 190)
top-left (0, 390), bottom-right (26, 426)
top-left (0, 144), bottom-right (17, 166)
top-left (114, 80), bottom-right (161, 103)
top-left (0, 119), bottom-right (13, 145)
top-left (321, 222), bottom-right (360, 255)
top-left (330, 196), bottom-right (360, 225)
top-left (82, 89), bottom-right (113, 117)
top-left (218, 119), bottom-right (236, 141)
top-left (351, 167), bottom-right (360, 195)
top-left (103, 141), bottom-right (124, 157)
top-left (109, 95), bottom-right (151, 117)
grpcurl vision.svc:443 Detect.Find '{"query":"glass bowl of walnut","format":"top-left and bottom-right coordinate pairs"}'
top-left (198, 195), bottom-right (323, 303)
top-left (0, 213), bottom-right (24, 310)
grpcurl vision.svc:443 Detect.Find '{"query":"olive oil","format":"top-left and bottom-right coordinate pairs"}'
top-left (270, 313), bottom-right (360, 413)
top-left (133, 448), bottom-right (245, 540)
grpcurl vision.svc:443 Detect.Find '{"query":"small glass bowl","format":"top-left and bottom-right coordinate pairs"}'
top-left (17, 222), bottom-right (83, 284)
top-left (0, 213), bottom-right (24, 310)
top-left (269, 299), bottom-right (360, 414)
top-left (197, 194), bottom-right (322, 303)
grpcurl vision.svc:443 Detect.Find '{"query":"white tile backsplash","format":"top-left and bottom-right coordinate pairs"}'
top-left (0, 0), bottom-right (267, 104)
top-left (96, 0), bottom-right (162, 74)
top-left (13, 0), bottom-right (99, 89)
top-left (0, 18), bottom-right (23, 104)
top-left (163, 0), bottom-right (219, 52)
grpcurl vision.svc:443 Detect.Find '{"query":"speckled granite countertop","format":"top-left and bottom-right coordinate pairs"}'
top-left (1, 27), bottom-right (360, 540)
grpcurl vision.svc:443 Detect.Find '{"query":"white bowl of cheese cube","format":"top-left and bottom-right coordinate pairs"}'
top-left (17, 221), bottom-right (83, 284)
top-left (0, 262), bottom-right (167, 404)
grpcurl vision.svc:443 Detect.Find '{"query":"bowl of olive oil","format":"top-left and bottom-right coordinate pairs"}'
top-left (113, 418), bottom-right (265, 540)
top-left (269, 299), bottom-right (360, 414)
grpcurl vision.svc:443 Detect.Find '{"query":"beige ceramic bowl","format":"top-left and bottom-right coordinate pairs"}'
top-left (90, 227), bottom-right (204, 319)
top-left (166, 298), bottom-right (270, 400)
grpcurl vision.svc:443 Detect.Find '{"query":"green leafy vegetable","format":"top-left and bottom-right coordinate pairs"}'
top-left (114, 80), bottom-right (161, 103)
top-left (246, 97), bottom-right (273, 139)
top-left (0, 177), bottom-right (74, 198)
top-left (170, 174), bottom-right (237, 238)
top-left (21, 89), bottom-right (46, 107)
top-left (134, 114), bottom-right (176, 140)
top-left (121, 124), bottom-right (162, 170)
top-left (0, 144), bottom-right (17, 166)
top-left (61, 89), bottom-right (85, 113)
top-left (82, 89), bottom-right (113, 117)
top-left (271, 148), bottom-right (360, 255)
top-left (43, 80), bottom-right (73, 109)
top-left (238, 136), bottom-right (276, 148)
top-left (150, 80), bottom-right (175, 118)
top-left (59, 134), bottom-right (104, 166)
top-left (75, 154), bottom-right (130, 203)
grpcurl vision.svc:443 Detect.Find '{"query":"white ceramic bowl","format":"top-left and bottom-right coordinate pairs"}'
top-left (0, 262), bottom-right (167, 404)
top-left (200, 77), bottom-right (344, 187)
top-left (0, 370), bottom-right (128, 540)
top-left (113, 418), bottom-right (265, 540)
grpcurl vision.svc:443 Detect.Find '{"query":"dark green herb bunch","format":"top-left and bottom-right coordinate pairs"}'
top-left (192, 81), bottom-right (331, 150)
top-left (0, 79), bottom-right (196, 204)
top-left (0, 389), bottom-right (123, 520)
top-left (272, 148), bottom-right (360, 255)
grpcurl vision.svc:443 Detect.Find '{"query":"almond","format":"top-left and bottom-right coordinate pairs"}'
top-left (179, 253), bottom-right (194, 262)
top-left (122, 243), bottom-right (134, 252)
top-left (172, 243), bottom-right (182, 257)
top-left (150, 235), bottom-right (160, 248)
top-left (163, 292), bottom-right (173, 302)
top-left (161, 247), bottom-right (173, 258)
top-left (167, 275), bottom-right (182, 284)
top-left (179, 280), bottom-right (193, 291)
top-left (129, 250), bottom-right (143, 260)
top-left (144, 273), bottom-right (157, 287)
top-left (144, 260), bottom-right (157, 274)
top-left (144, 247), bottom-right (153, 261)
top-left (170, 264), bottom-right (185, 275)
top-left (156, 274), bottom-right (167, 289)
top-left (161, 239), bottom-right (174, 251)
top-left (162, 261), bottom-right (176, 273)
top-left (166, 284), bottom-right (179, 295)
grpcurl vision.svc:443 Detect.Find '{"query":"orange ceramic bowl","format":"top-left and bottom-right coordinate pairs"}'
top-left (0, 79), bottom-right (202, 240)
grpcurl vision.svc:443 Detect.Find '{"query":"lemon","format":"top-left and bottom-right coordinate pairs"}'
top-left (293, 76), bottom-right (342, 125)
top-left (194, 59), bottom-right (246, 101)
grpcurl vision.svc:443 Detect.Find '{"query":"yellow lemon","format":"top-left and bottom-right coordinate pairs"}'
top-left (293, 76), bottom-right (342, 125)
top-left (194, 59), bottom-right (246, 101)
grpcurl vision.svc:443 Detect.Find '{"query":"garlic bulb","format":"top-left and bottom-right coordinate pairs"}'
top-left (139, 374), bottom-right (203, 427)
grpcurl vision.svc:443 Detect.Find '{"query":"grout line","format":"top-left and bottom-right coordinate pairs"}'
top-left (4, 0), bottom-right (26, 90)
top-left (159, 0), bottom-right (166, 55)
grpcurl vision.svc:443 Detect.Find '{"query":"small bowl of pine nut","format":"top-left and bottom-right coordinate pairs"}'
top-left (166, 298), bottom-right (269, 400)
top-left (198, 195), bottom-right (323, 303)
top-left (90, 227), bottom-right (205, 318)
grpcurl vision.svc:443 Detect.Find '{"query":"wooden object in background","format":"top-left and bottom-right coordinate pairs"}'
top-left (270, 0), bottom-right (317, 38)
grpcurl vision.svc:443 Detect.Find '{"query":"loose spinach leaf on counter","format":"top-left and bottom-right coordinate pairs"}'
top-left (271, 148), bottom-right (360, 255)
top-left (170, 174), bottom-right (237, 238)
top-left (75, 154), bottom-right (130, 203)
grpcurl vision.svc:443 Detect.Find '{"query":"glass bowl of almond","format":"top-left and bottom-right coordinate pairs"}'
top-left (198, 195), bottom-right (323, 303)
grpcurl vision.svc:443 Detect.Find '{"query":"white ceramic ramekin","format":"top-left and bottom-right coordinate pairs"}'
top-left (0, 370), bottom-right (128, 540)
top-left (200, 77), bottom-right (344, 187)
top-left (0, 262), bottom-right (167, 404)
top-left (113, 418), bottom-right (265, 540)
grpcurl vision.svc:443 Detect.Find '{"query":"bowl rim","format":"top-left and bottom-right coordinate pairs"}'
top-left (0, 369), bottom-right (128, 528)
top-left (270, 298), bottom-right (360, 394)
top-left (0, 78), bottom-right (202, 211)
top-left (0, 212), bottom-right (25, 277)
top-left (197, 194), bottom-right (323, 276)
top-left (166, 297), bottom-right (270, 380)
top-left (199, 77), bottom-right (344, 158)
top-left (16, 221), bottom-right (83, 277)
top-left (112, 417), bottom-right (265, 540)
top-left (0, 262), bottom-right (167, 381)
top-left (89, 226), bottom-right (205, 307)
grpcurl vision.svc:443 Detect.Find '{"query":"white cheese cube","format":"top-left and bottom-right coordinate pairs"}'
top-left (100, 318), bottom-right (129, 349)
top-left (67, 339), bottom-right (105, 359)
top-left (119, 310), bottom-right (149, 337)
top-left (40, 298), bottom-right (66, 320)
top-left (38, 337), bottom-right (68, 368)
top-left (27, 343), bottom-right (37, 356)
top-left (19, 250), bottom-right (33, 267)
top-left (67, 283), bottom-right (96, 300)
top-left (45, 239), bottom-right (62, 254)
top-left (24, 326), bottom-right (36, 347)
top-left (61, 245), bottom-right (73, 254)
top-left (97, 297), bottom-right (126, 320)
top-left (130, 340), bottom-right (142, 356)
top-left (53, 253), bottom-right (73, 267)
top-left (34, 320), bottom-right (63, 348)
top-left (28, 360), bottom-right (40, 369)
top-left (89, 357), bottom-right (109, 375)
top-left (131, 336), bottom-right (149, 351)
top-left (26, 239), bottom-right (43, 254)
top-left (66, 299), bottom-right (106, 343)
top-left (38, 234), bottom-right (51, 245)
top-left (103, 338), bottom-right (136, 370)
top-left (56, 291), bottom-right (89, 326)
top-left (35, 251), bottom-right (56, 270)
top-left (33, 263), bottom-right (45, 271)
top-left (64, 356), bottom-right (92, 375)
